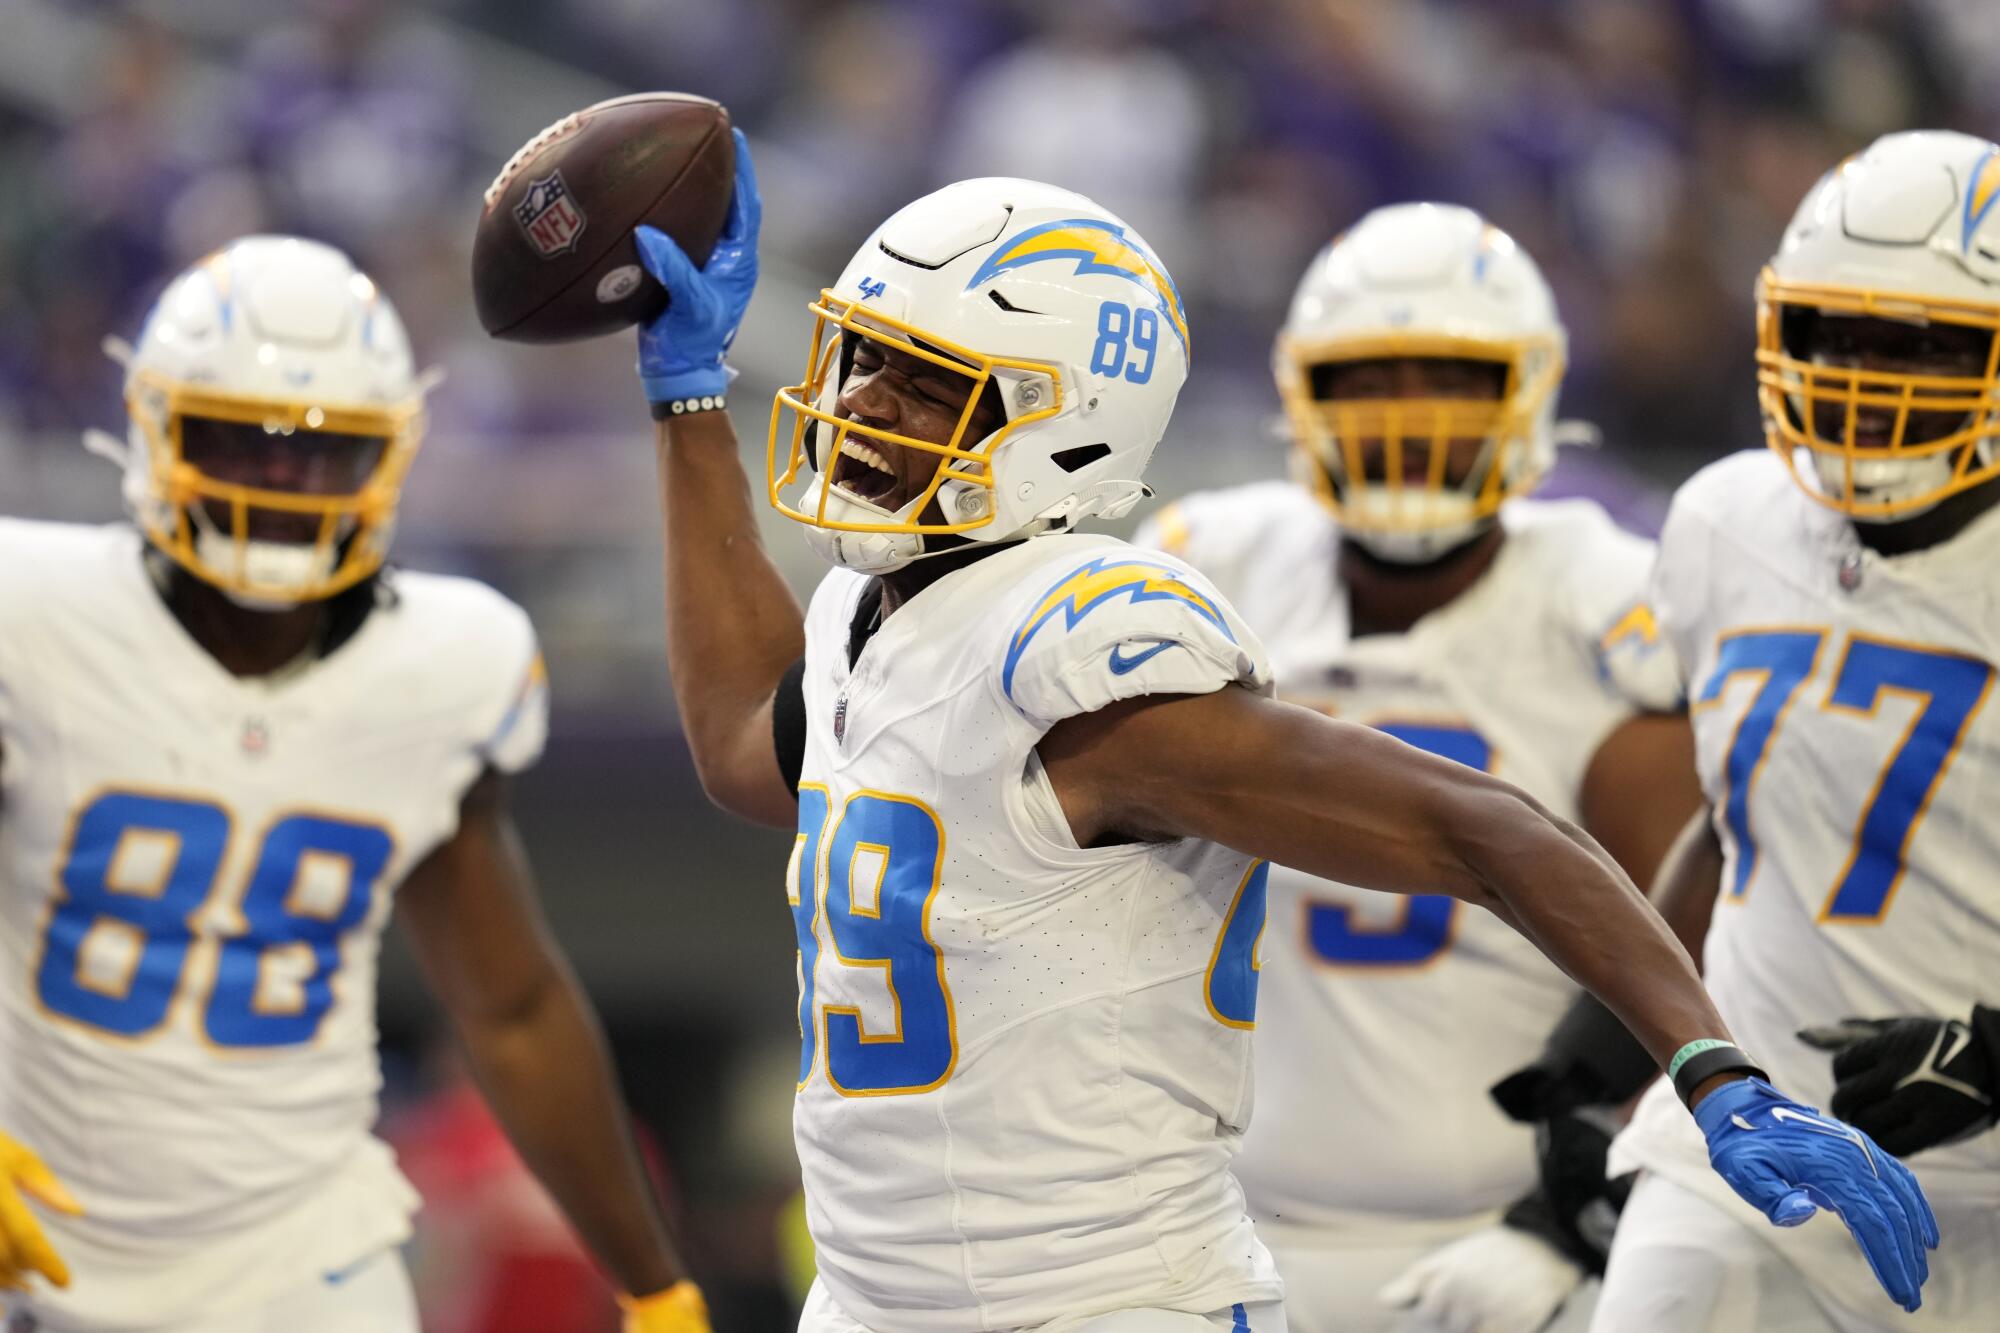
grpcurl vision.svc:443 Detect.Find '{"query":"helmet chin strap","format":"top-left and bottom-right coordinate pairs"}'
top-left (181, 495), bottom-right (340, 607)
top-left (1342, 515), bottom-right (1496, 564)
top-left (190, 529), bottom-right (334, 609)
top-left (1806, 436), bottom-right (2000, 523)
top-left (1334, 483), bottom-right (1492, 563)
top-left (800, 473), bottom-right (1033, 575)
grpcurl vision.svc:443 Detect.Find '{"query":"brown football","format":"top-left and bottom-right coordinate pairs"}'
top-left (472, 93), bottom-right (733, 343)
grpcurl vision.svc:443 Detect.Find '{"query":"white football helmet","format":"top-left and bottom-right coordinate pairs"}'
top-left (1758, 130), bottom-right (2000, 521)
top-left (768, 178), bottom-right (1190, 573)
top-left (109, 235), bottom-right (429, 605)
top-left (1275, 204), bottom-right (1567, 562)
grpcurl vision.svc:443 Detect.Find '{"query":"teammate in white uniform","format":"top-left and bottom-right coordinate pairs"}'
top-left (0, 238), bottom-right (707, 1333)
top-left (1136, 206), bottom-right (1700, 1333)
top-left (1593, 130), bottom-right (2000, 1332)
top-left (618, 138), bottom-right (1936, 1332)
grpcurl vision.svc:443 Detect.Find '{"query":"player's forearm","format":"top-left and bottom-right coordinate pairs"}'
top-left (654, 412), bottom-right (803, 771)
top-left (1451, 789), bottom-right (1733, 1072)
top-left (454, 964), bottom-right (684, 1297)
top-left (1064, 692), bottom-right (1735, 1071)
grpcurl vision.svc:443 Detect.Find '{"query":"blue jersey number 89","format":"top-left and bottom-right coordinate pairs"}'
top-left (36, 790), bottom-right (393, 1046)
top-left (1305, 723), bottom-right (1490, 968)
top-left (791, 787), bottom-right (956, 1096)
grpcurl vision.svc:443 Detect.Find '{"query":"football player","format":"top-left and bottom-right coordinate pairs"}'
top-left (1573, 128), bottom-right (2000, 1332)
top-left (1133, 204), bottom-right (1701, 1333)
top-left (0, 237), bottom-right (708, 1333)
top-left (628, 136), bottom-right (1934, 1332)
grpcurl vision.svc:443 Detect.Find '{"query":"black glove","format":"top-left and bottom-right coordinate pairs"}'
top-left (1797, 1006), bottom-right (2000, 1157)
top-left (1491, 994), bottom-right (1659, 1122)
top-left (1501, 1108), bottom-right (1637, 1275)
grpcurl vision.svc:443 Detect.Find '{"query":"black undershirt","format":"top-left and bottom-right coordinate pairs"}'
top-left (770, 581), bottom-right (885, 793)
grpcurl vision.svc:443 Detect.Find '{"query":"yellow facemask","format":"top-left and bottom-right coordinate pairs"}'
top-left (1273, 330), bottom-right (1563, 534)
top-left (126, 368), bottom-right (424, 602)
top-left (1756, 269), bottom-right (2000, 519)
top-left (767, 291), bottom-right (1061, 537)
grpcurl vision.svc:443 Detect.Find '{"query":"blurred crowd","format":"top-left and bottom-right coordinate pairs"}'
top-left (5, 0), bottom-right (1996, 453)
top-left (2, 0), bottom-right (1995, 691)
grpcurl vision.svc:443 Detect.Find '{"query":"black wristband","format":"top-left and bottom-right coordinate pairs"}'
top-left (1671, 1043), bottom-right (1767, 1106)
top-left (650, 393), bottom-right (727, 421)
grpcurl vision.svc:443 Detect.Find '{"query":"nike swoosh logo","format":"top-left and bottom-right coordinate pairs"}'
top-left (1898, 1023), bottom-right (1990, 1103)
top-left (1109, 640), bottom-right (1177, 674)
top-left (1768, 1106), bottom-right (1877, 1173)
top-left (1769, 1105), bottom-right (1858, 1136)
top-left (1934, 1022), bottom-right (1971, 1072)
top-left (323, 1253), bottom-right (379, 1286)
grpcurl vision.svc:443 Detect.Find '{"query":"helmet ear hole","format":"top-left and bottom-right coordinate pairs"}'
top-left (1050, 443), bottom-right (1111, 473)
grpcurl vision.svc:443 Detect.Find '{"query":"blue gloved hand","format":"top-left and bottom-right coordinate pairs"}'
top-left (1695, 1077), bottom-right (1939, 1312)
top-left (635, 127), bottom-right (761, 403)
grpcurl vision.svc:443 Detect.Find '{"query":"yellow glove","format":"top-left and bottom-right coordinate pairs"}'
top-left (620, 1281), bottom-right (711, 1333)
top-left (0, 1130), bottom-right (81, 1291)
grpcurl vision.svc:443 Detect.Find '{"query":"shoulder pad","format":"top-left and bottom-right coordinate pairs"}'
top-left (1000, 549), bottom-right (1272, 729)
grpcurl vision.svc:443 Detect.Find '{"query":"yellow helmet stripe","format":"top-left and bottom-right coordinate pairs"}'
top-left (966, 219), bottom-right (1190, 354)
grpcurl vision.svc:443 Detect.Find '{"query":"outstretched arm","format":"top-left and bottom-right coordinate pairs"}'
top-left (633, 131), bottom-right (800, 827)
top-left (1042, 688), bottom-right (1720, 1068)
top-left (398, 770), bottom-right (706, 1329)
top-left (1042, 686), bottom-right (1938, 1311)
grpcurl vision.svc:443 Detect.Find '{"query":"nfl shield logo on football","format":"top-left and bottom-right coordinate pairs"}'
top-left (515, 171), bottom-right (587, 258)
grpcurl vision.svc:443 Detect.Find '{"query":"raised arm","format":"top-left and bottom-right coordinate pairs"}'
top-left (1040, 686), bottom-right (1938, 1310)
top-left (632, 132), bottom-right (800, 826)
top-left (653, 409), bottom-right (801, 825)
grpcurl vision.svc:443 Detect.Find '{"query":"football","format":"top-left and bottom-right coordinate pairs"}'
top-left (472, 92), bottom-right (734, 343)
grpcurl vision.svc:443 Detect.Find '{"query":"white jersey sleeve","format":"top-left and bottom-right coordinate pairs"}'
top-left (1539, 500), bottom-right (1683, 716)
top-left (457, 592), bottom-right (550, 775)
top-left (999, 547), bottom-right (1272, 731)
top-left (1631, 461), bottom-right (1735, 707)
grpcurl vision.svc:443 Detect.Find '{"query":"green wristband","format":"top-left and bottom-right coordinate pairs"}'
top-left (1668, 1038), bottom-right (1734, 1080)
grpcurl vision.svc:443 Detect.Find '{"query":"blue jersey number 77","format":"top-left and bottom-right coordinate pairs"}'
top-left (1696, 629), bottom-right (1993, 921)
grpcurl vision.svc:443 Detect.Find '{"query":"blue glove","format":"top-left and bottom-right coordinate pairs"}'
top-left (634, 127), bottom-right (761, 403)
top-left (1695, 1077), bottom-right (1939, 1312)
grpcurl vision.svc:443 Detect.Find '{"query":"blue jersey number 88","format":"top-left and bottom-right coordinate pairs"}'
top-left (36, 790), bottom-right (393, 1046)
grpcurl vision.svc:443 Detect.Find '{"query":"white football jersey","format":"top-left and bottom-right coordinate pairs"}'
top-left (1613, 451), bottom-right (2000, 1216)
top-left (1140, 483), bottom-right (1668, 1224)
top-left (790, 534), bottom-right (1284, 1332)
top-left (0, 519), bottom-right (548, 1326)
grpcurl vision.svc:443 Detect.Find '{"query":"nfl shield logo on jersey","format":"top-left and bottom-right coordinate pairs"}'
top-left (514, 171), bottom-right (586, 258)
top-left (833, 693), bottom-right (848, 745)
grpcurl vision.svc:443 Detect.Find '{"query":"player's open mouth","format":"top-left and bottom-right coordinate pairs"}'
top-left (833, 437), bottom-right (901, 506)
